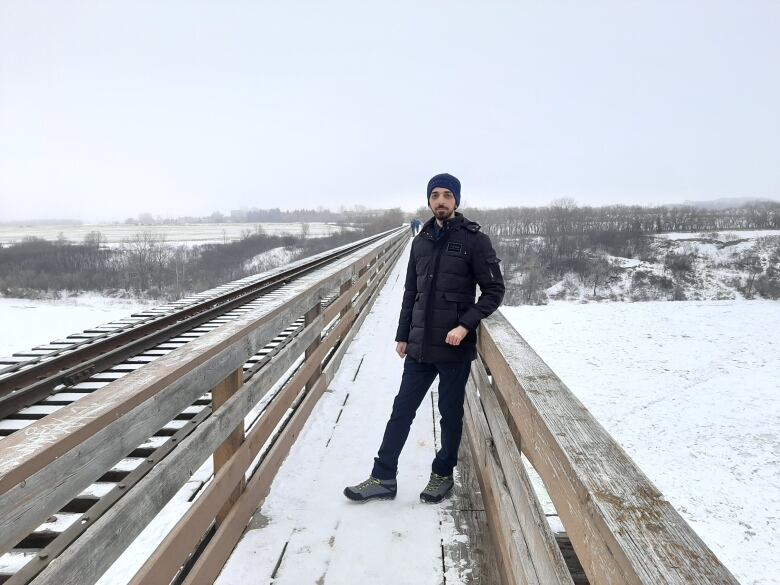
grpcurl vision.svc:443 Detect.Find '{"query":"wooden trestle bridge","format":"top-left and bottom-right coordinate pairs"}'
top-left (0, 227), bottom-right (739, 584)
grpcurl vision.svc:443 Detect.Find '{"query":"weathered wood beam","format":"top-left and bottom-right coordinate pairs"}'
top-left (469, 357), bottom-right (574, 584)
top-left (478, 312), bottom-right (740, 585)
top-left (463, 376), bottom-right (516, 585)
top-left (28, 317), bottom-right (323, 585)
top-left (212, 368), bottom-right (245, 525)
top-left (179, 237), bottom-right (404, 584)
top-left (129, 303), bottom-right (349, 585)
top-left (180, 374), bottom-right (329, 585)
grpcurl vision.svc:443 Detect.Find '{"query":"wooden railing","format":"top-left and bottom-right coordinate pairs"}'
top-left (463, 311), bottom-right (741, 585)
top-left (0, 227), bottom-right (407, 585)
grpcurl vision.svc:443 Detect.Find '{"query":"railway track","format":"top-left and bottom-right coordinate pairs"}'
top-left (0, 229), bottom-right (395, 420)
top-left (0, 227), bottom-right (406, 584)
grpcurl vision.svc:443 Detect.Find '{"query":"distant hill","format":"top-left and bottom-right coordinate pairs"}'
top-left (541, 230), bottom-right (780, 303)
top-left (666, 197), bottom-right (779, 210)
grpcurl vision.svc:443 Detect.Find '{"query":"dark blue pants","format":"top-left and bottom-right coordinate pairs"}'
top-left (372, 357), bottom-right (472, 480)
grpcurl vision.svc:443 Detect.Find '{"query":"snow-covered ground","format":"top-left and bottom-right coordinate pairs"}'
top-left (0, 295), bottom-right (157, 356)
top-left (501, 301), bottom-right (780, 585)
top-left (243, 247), bottom-right (299, 273)
top-left (545, 229), bottom-right (780, 303)
top-left (657, 229), bottom-right (780, 241)
top-left (0, 222), bottom-right (351, 245)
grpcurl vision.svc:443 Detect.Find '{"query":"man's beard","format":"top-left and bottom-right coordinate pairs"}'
top-left (434, 207), bottom-right (452, 219)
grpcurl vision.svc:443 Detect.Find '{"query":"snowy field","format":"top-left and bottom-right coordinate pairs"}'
top-left (1, 250), bottom-right (777, 584)
top-left (656, 229), bottom-right (780, 241)
top-left (0, 295), bottom-right (157, 356)
top-left (0, 222), bottom-right (351, 245)
top-left (544, 229), bottom-right (780, 303)
top-left (501, 301), bottom-right (780, 585)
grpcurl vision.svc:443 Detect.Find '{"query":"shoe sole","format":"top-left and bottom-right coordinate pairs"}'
top-left (419, 483), bottom-right (454, 504)
top-left (343, 490), bottom-right (397, 503)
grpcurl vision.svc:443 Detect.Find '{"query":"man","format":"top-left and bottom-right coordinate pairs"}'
top-left (344, 173), bottom-right (505, 503)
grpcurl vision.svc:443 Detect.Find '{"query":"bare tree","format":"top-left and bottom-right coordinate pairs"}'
top-left (83, 231), bottom-right (106, 249)
top-left (520, 269), bottom-right (545, 304)
top-left (124, 231), bottom-right (166, 292)
top-left (149, 233), bottom-right (170, 293)
top-left (589, 255), bottom-right (614, 297)
top-left (743, 254), bottom-right (763, 297)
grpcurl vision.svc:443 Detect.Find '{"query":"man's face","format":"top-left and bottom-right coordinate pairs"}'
top-left (429, 188), bottom-right (457, 221)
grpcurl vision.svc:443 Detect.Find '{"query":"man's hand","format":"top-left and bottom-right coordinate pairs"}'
top-left (396, 341), bottom-right (407, 358)
top-left (445, 325), bottom-right (470, 346)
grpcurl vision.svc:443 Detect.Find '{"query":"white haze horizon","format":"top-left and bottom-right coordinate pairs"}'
top-left (5, 194), bottom-right (780, 227)
top-left (1, 1), bottom-right (779, 223)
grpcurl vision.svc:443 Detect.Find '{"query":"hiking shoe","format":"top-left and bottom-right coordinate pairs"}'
top-left (344, 476), bottom-right (397, 502)
top-left (420, 472), bottom-right (454, 503)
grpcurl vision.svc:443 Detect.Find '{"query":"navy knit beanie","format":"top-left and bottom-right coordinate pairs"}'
top-left (427, 173), bottom-right (461, 207)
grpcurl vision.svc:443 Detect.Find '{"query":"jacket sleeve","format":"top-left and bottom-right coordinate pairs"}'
top-left (395, 245), bottom-right (418, 342)
top-left (458, 233), bottom-right (505, 332)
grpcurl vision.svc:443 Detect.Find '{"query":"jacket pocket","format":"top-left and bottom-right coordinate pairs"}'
top-left (443, 292), bottom-right (474, 323)
top-left (486, 257), bottom-right (501, 282)
top-left (442, 291), bottom-right (473, 303)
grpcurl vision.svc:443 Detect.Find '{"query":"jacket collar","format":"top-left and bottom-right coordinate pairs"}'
top-left (420, 212), bottom-right (467, 240)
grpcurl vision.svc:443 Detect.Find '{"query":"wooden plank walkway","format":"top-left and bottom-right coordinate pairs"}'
top-left (432, 386), bottom-right (502, 585)
top-left (215, 240), bottom-right (500, 585)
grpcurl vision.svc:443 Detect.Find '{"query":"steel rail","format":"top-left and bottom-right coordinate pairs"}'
top-left (0, 228), bottom-right (402, 419)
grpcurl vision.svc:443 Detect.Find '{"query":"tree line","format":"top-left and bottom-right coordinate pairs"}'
top-left (414, 199), bottom-right (780, 237)
top-left (125, 205), bottom-right (400, 226)
top-left (0, 210), bottom-right (404, 300)
top-left (415, 199), bottom-right (780, 303)
top-left (3, 200), bottom-right (779, 304)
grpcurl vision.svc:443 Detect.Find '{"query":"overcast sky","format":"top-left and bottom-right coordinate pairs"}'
top-left (1, 1), bottom-right (779, 222)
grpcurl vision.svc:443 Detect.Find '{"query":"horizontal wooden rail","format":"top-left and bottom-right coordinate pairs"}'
top-left (128, 267), bottom-right (388, 585)
top-left (463, 358), bottom-right (573, 585)
top-left (471, 311), bottom-right (740, 585)
top-left (0, 227), bottom-right (407, 584)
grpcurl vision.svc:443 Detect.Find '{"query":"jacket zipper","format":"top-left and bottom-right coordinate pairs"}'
top-left (420, 229), bottom-right (452, 361)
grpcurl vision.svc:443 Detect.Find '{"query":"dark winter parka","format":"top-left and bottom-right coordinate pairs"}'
top-left (395, 212), bottom-right (505, 362)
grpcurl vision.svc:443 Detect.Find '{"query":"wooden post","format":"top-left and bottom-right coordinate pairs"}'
top-left (304, 301), bottom-right (322, 391)
top-left (356, 264), bottom-right (369, 297)
top-left (212, 367), bottom-right (245, 525)
top-left (338, 279), bottom-right (352, 319)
